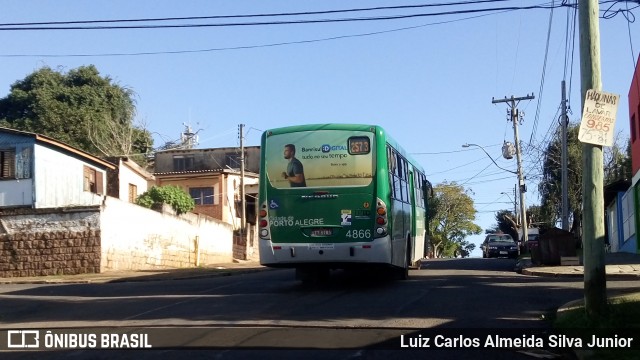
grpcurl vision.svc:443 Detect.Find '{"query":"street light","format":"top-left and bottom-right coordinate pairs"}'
top-left (462, 143), bottom-right (517, 174)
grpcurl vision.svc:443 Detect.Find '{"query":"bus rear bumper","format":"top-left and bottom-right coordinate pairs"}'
top-left (259, 237), bottom-right (392, 268)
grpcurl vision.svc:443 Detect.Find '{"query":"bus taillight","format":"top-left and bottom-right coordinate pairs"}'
top-left (259, 202), bottom-right (270, 239)
top-left (375, 198), bottom-right (388, 238)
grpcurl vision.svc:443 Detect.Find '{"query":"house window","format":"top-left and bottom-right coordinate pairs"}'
top-left (190, 187), bottom-right (215, 205)
top-left (128, 183), bottom-right (138, 203)
top-left (15, 147), bottom-right (32, 179)
top-left (83, 166), bottom-right (104, 194)
top-left (0, 149), bottom-right (16, 179)
top-left (173, 155), bottom-right (194, 171)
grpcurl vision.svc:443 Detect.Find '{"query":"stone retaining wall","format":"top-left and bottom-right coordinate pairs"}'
top-left (0, 207), bottom-right (101, 278)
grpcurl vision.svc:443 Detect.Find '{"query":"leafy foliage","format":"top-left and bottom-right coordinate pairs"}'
top-left (492, 210), bottom-right (519, 242)
top-left (538, 123), bottom-right (631, 233)
top-left (428, 181), bottom-right (481, 258)
top-left (538, 124), bottom-right (583, 232)
top-left (0, 65), bottom-right (152, 164)
top-left (604, 136), bottom-right (632, 183)
top-left (136, 186), bottom-right (195, 215)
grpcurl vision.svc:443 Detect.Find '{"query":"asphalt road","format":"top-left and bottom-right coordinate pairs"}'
top-left (2, 257), bottom-right (639, 359)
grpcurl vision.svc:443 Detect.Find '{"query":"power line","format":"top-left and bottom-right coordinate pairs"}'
top-left (0, 3), bottom-right (568, 31)
top-left (529, 0), bottom-right (556, 144)
top-left (0, 10), bottom-right (515, 58)
top-left (0, 1), bottom-right (527, 27)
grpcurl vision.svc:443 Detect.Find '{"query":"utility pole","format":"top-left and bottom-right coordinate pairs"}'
top-left (513, 185), bottom-right (518, 223)
top-left (561, 81), bottom-right (570, 231)
top-left (492, 94), bottom-right (535, 247)
top-left (239, 124), bottom-right (246, 236)
top-left (579, 0), bottom-right (607, 318)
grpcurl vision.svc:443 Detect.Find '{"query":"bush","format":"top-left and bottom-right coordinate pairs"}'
top-left (136, 185), bottom-right (195, 215)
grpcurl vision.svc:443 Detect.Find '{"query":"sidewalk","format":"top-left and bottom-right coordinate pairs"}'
top-left (0, 260), bottom-right (270, 284)
top-left (518, 251), bottom-right (640, 279)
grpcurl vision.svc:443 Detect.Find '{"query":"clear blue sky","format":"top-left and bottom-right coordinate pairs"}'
top-left (1, 1), bottom-right (638, 257)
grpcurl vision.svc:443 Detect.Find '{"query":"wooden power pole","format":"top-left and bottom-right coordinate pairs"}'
top-left (492, 94), bottom-right (535, 247)
top-left (239, 124), bottom-right (246, 235)
top-left (579, 0), bottom-right (607, 318)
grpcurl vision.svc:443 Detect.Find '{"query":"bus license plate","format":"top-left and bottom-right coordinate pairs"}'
top-left (310, 243), bottom-right (335, 250)
top-left (311, 228), bottom-right (332, 237)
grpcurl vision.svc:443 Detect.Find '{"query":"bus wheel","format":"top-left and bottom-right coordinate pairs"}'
top-left (396, 239), bottom-right (410, 280)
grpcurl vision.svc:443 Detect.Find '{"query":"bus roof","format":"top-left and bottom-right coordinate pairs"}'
top-left (262, 123), bottom-right (425, 174)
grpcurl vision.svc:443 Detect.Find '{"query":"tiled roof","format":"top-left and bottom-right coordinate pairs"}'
top-left (154, 169), bottom-right (225, 176)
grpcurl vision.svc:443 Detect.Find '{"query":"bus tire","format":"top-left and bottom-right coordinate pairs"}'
top-left (396, 237), bottom-right (411, 280)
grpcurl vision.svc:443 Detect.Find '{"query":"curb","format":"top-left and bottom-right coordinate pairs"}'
top-left (521, 268), bottom-right (640, 280)
top-left (0, 267), bottom-right (272, 285)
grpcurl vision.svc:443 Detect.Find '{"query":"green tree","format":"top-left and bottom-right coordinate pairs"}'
top-left (136, 186), bottom-right (195, 215)
top-left (539, 123), bottom-right (630, 234)
top-left (491, 209), bottom-right (519, 242)
top-left (0, 65), bottom-right (152, 164)
top-left (539, 124), bottom-right (583, 233)
top-left (428, 181), bottom-right (481, 258)
top-left (604, 135), bottom-right (632, 183)
top-left (490, 205), bottom-right (542, 244)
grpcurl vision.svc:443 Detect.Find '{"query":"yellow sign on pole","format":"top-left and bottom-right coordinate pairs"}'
top-left (578, 89), bottom-right (620, 147)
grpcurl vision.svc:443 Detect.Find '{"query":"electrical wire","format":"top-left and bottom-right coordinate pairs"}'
top-left (0, 1), bottom-right (531, 27)
top-left (0, 10), bottom-right (515, 58)
top-left (0, 2), bottom-right (569, 31)
top-left (530, 0), bottom-right (556, 144)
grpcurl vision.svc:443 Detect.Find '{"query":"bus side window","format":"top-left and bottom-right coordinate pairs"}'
top-left (395, 154), bottom-right (404, 202)
top-left (414, 172), bottom-right (424, 208)
top-left (387, 146), bottom-right (396, 199)
top-left (402, 160), bottom-right (409, 203)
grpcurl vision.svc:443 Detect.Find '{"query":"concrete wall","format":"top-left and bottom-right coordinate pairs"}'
top-left (0, 198), bottom-right (237, 278)
top-left (233, 223), bottom-right (259, 260)
top-left (100, 197), bottom-right (234, 271)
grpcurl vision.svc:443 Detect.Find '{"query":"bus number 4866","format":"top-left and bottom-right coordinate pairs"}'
top-left (346, 229), bottom-right (371, 239)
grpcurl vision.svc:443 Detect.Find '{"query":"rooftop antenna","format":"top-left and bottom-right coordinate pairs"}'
top-left (180, 122), bottom-right (200, 149)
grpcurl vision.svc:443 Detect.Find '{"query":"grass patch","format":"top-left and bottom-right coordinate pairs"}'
top-left (554, 293), bottom-right (640, 359)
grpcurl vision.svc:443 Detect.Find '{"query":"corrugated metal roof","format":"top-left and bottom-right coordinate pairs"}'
top-left (0, 126), bottom-right (116, 170)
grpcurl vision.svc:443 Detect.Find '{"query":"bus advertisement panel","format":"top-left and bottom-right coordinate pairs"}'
top-left (263, 130), bottom-right (374, 189)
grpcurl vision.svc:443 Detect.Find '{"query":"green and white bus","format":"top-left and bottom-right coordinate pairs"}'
top-left (258, 124), bottom-right (431, 280)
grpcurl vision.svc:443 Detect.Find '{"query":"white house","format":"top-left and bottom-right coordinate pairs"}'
top-left (105, 156), bottom-right (155, 203)
top-left (0, 127), bottom-right (115, 208)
